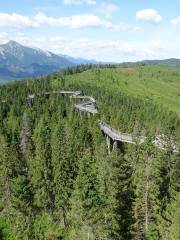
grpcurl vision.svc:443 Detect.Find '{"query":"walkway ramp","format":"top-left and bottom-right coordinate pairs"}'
top-left (44, 90), bottom-right (82, 96)
top-left (75, 103), bottom-right (98, 115)
top-left (71, 95), bottom-right (96, 103)
top-left (99, 121), bottom-right (145, 144)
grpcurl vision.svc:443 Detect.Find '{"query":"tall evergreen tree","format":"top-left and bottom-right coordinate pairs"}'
top-left (131, 138), bottom-right (162, 240)
top-left (68, 150), bottom-right (103, 240)
top-left (51, 120), bottom-right (74, 228)
top-left (31, 118), bottom-right (53, 212)
top-left (0, 134), bottom-right (11, 208)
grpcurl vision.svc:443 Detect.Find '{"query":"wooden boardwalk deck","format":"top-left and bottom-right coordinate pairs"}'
top-left (71, 92), bottom-right (98, 115)
top-left (43, 90), bottom-right (82, 96)
top-left (100, 121), bottom-right (178, 152)
top-left (99, 121), bottom-right (145, 144)
top-left (27, 91), bottom-right (98, 115)
top-left (75, 103), bottom-right (98, 115)
top-left (71, 95), bottom-right (96, 103)
top-left (2, 89), bottom-right (178, 152)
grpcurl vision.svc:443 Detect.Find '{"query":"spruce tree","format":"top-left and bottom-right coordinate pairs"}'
top-left (68, 150), bottom-right (103, 240)
top-left (51, 120), bottom-right (74, 228)
top-left (131, 138), bottom-right (162, 240)
top-left (0, 134), bottom-right (11, 208)
top-left (31, 118), bottom-right (54, 212)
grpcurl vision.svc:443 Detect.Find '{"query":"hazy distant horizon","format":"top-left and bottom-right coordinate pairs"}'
top-left (0, 0), bottom-right (180, 62)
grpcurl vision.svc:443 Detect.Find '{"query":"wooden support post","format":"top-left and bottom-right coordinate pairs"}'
top-left (113, 140), bottom-right (118, 151)
top-left (106, 135), bottom-right (111, 154)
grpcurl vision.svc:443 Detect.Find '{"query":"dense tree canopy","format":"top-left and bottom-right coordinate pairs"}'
top-left (0, 65), bottom-right (179, 239)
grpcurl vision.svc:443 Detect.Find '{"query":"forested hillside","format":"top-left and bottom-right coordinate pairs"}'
top-left (61, 65), bottom-right (180, 115)
top-left (0, 65), bottom-right (179, 239)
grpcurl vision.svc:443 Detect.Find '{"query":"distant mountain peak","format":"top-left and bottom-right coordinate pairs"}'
top-left (0, 40), bottom-right (99, 82)
top-left (5, 40), bottom-right (22, 48)
top-left (7, 40), bottom-right (19, 45)
top-left (0, 40), bottom-right (80, 80)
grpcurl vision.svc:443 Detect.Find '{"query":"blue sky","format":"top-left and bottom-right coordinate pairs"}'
top-left (0, 0), bottom-right (180, 62)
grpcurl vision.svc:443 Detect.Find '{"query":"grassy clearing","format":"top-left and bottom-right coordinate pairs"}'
top-left (63, 65), bottom-right (180, 115)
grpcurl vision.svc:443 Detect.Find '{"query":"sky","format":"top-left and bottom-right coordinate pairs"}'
top-left (0, 0), bottom-right (180, 62)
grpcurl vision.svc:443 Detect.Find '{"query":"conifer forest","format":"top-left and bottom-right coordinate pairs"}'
top-left (0, 65), bottom-right (179, 240)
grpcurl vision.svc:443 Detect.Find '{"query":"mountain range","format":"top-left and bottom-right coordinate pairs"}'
top-left (0, 40), bottom-right (96, 82)
top-left (119, 58), bottom-right (180, 68)
top-left (0, 40), bottom-right (180, 83)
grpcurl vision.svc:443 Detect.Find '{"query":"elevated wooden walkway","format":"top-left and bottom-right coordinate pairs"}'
top-left (99, 121), bottom-right (145, 144)
top-left (69, 92), bottom-right (98, 115)
top-left (75, 102), bottom-right (98, 115)
top-left (70, 95), bottom-right (96, 103)
top-left (43, 90), bottom-right (82, 96)
top-left (100, 121), bottom-right (178, 152)
top-left (2, 89), bottom-right (178, 153)
top-left (26, 91), bottom-right (98, 115)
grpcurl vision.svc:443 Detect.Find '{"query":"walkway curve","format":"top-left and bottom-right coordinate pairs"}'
top-left (26, 91), bottom-right (178, 153)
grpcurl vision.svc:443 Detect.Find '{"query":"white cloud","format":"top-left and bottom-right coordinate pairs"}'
top-left (34, 12), bottom-right (135, 31)
top-left (96, 3), bottom-right (119, 18)
top-left (136, 9), bottom-right (162, 23)
top-left (0, 32), bottom-right (9, 43)
top-left (34, 12), bottom-right (104, 28)
top-left (0, 12), bottom-right (135, 32)
top-left (170, 16), bottom-right (180, 27)
top-left (10, 34), bottom-right (167, 62)
top-left (0, 13), bottom-right (39, 28)
top-left (63, 0), bottom-right (96, 5)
